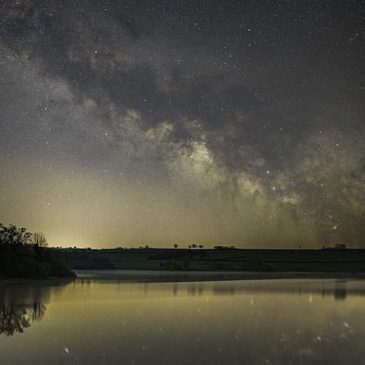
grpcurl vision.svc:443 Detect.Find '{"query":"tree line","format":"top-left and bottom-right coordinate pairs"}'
top-left (0, 223), bottom-right (75, 279)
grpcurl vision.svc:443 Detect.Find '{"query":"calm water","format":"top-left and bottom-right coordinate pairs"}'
top-left (1, 272), bottom-right (365, 365)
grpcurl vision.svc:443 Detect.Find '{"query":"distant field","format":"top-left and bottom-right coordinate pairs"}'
top-left (50, 248), bottom-right (365, 272)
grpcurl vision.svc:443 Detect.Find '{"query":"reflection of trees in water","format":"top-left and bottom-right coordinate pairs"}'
top-left (0, 280), bottom-right (72, 336)
top-left (166, 280), bottom-right (365, 299)
top-left (0, 302), bottom-right (46, 336)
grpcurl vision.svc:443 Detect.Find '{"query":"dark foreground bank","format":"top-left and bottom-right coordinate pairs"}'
top-left (0, 244), bottom-right (76, 279)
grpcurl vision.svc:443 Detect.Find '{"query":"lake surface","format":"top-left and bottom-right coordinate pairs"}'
top-left (1, 271), bottom-right (365, 365)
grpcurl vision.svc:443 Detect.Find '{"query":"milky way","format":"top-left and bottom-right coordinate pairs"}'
top-left (0, 0), bottom-right (364, 247)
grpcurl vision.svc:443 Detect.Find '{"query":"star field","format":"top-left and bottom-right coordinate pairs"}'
top-left (0, 0), bottom-right (364, 247)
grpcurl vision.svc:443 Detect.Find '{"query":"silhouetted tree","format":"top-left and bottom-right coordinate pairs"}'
top-left (0, 223), bottom-right (75, 278)
top-left (0, 224), bottom-right (32, 246)
top-left (174, 244), bottom-right (178, 249)
top-left (32, 232), bottom-right (48, 248)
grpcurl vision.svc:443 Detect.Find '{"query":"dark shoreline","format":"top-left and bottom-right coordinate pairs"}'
top-left (3, 270), bottom-right (365, 285)
top-left (0, 276), bottom-right (75, 284)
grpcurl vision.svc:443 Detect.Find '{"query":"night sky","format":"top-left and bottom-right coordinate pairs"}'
top-left (0, 0), bottom-right (364, 248)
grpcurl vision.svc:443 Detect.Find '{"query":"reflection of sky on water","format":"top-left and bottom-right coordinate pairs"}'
top-left (1, 277), bottom-right (365, 365)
